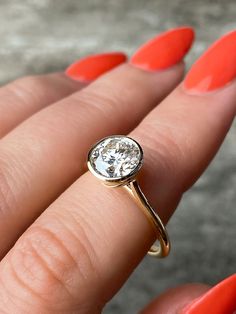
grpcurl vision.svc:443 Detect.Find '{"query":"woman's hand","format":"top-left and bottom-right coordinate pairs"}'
top-left (0, 27), bottom-right (235, 313)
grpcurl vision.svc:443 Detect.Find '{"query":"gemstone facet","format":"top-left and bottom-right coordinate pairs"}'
top-left (88, 136), bottom-right (143, 181)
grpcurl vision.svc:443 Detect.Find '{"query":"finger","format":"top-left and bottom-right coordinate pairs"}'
top-left (0, 31), bottom-right (235, 313)
top-left (0, 73), bottom-right (81, 137)
top-left (65, 51), bottom-right (127, 82)
top-left (142, 274), bottom-right (236, 314)
top-left (0, 52), bottom-right (126, 138)
top-left (141, 283), bottom-right (209, 314)
top-left (0, 28), bottom-right (192, 256)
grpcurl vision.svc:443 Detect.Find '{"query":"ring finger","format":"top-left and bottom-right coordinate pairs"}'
top-left (0, 51), bottom-right (128, 138)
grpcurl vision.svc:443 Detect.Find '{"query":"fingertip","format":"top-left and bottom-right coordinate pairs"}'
top-left (65, 52), bottom-right (127, 82)
top-left (130, 26), bottom-right (195, 72)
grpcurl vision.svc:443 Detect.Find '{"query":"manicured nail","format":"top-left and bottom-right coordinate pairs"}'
top-left (182, 274), bottom-right (236, 314)
top-left (184, 30), bottom-right (236, 93)
top-left (130, 26), bottom-right (194, 71)
top-left (66, 52), bottom-right (127, 82)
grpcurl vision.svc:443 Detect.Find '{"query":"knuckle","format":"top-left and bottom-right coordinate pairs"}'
top-left (71, 82), bottom-right (130, 126)
top-left (0, 149), bottom-right (34, 219)
top-left (52, 206), bottom-right (101, 285)
top-left (0, 158), bottom-right (17, 217)
top-left (139, 120), bottom-right (188, 190)
top-left (14, 75), bottom-right (45, 91)
top-left (7, 218), bottom-right (100, 311)
top-left (11, 226), bottom-right (77, 309)
top-left (8, 75), bottom-right (47, 106)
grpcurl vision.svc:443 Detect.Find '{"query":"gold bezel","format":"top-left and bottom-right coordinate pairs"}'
top-left (87, 135), bottom-right (143, 187)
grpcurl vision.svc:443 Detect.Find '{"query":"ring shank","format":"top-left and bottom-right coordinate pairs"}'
top-left (123, 179), bottom-right (170, 258)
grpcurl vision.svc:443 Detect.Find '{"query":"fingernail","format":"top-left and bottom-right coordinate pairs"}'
top-left (65, 52), bottom-right (127, 82)
top-left (130, 26), bottom-right (194, 71)
top-left (182, 274), bottom-right (236, 314)
top-left (184, 30), bottom-right (236, 93)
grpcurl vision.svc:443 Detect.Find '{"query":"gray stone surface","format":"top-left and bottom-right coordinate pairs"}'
top-left (0, 1), bottom-right (235, 313)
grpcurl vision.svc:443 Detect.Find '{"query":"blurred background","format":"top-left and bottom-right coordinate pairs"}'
top-left (0, 1), bottom-right (235, 313)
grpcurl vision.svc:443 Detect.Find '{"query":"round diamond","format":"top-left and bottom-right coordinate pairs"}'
top-left (88, 136), bottom-right (143, 180)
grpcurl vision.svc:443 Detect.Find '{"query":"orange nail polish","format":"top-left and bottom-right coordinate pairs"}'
top-left (130, 26), bottom-right (194, 71)
top-left (182, 274), bottom-right (236, 314)
top-left (184, 30), bottom-right (236, 92)
top-left (66, 52), bottom-right (127, 82)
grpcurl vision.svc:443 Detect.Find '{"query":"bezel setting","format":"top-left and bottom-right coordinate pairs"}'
top-left (87, 135), bottom-right (143, 187)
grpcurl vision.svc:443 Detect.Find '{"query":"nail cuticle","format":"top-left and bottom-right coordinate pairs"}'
top-left (181, 79), bottom-right (236, 96)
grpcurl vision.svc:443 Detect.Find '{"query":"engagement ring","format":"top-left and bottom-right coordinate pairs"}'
top-left (87, 135), bottom-right (170, 258)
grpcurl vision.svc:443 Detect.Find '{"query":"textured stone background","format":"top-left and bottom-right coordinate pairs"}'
top-left (0, 1), bottom-right (235, 313)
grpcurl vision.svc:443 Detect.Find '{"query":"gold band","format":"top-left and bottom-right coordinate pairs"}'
top-left (124, 179), bottom-right (170, 258)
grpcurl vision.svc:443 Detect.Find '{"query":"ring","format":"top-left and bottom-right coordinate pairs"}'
top-left (87, 135), bottom-right (170, 258)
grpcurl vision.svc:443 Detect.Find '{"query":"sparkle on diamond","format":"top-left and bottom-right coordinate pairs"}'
top-left (89, 136), bottom-right (142, 179)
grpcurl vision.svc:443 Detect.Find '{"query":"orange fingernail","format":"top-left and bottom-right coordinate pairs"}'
top-left (130, 26), bottom-right (194, 71)
top-left (184, 30), bottom-right (236, 92)
top-left (66, 52), bottom-right (127, 82)
top-left (182, 274), bottom-right (236, 314)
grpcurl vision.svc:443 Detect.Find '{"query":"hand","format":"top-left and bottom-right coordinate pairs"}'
top-left (0, 27), bottom-right (235, 313)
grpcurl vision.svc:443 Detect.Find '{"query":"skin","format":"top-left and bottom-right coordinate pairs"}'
top-left (0, 60), bottom-right (235, 313)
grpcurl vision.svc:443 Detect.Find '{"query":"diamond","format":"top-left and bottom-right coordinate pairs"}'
top-left (88, 136), bottom-right (143, 180)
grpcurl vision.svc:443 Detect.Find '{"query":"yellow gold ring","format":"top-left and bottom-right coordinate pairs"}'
top-left (87, 135), bottom-right (170, 258)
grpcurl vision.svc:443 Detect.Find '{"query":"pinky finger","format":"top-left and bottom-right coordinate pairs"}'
top-left (0, 52), bottom-right (127, 137)
top-left (0, 73), bottom-right (82, 137)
